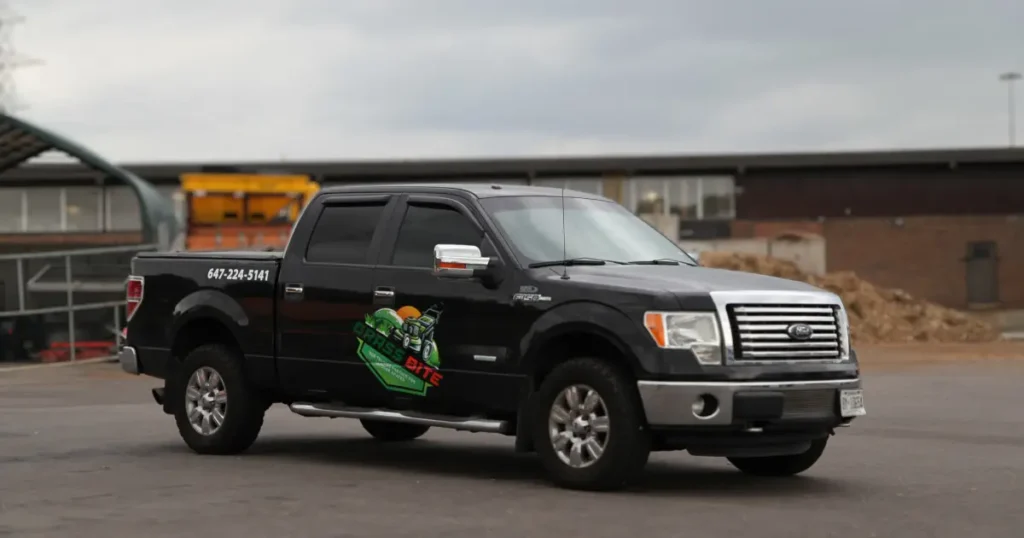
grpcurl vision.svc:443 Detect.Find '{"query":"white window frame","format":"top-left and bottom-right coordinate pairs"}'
top-left (627, 175), bottom-right (734, 220)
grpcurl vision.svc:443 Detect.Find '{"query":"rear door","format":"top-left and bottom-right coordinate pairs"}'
top-left (367, 193), bottom-right (524, 415)
top-left (275, 193), bottom-right (399, 403)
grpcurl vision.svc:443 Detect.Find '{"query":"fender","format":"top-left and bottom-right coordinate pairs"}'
top-left (160, 290), bottom-right (251, 417)
top-left (518, 300), bottom-right (655, 377)
top-left (169, 289), bottom-right (249, 352)
top-left (512, 301), bottom-right (651, 454)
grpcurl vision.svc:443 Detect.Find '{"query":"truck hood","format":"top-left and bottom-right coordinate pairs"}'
top-left (555, 264), bottom-right (825, 295)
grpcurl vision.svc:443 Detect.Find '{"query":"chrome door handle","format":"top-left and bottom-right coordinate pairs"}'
top-left (374, 289), bottom-right (394, 298)
top-left (284, 284), bottom-right (304, 294)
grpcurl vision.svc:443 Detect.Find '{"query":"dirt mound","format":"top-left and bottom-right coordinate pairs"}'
top-left (699, 251), bottom-right (1002, 344)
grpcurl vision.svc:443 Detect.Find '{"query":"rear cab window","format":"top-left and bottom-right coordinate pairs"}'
top-left (304, 202), bottom-right (388, 265)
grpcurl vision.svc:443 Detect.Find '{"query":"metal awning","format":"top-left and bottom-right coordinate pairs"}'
top-left (0, 113), bottom-right (179, 246)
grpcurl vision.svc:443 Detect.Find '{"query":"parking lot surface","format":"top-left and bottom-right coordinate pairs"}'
top-left (2, 358), bottom-right (1023, 538)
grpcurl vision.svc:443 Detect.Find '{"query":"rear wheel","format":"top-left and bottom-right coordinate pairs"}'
top-left (728, 437), bottom-right (828, 477)
top-left (174, 344), bottom-right (266, 455)
top-left (532, 357), bottom-right (651, 491)
top-left (360, 420), bottom-right (431, 442)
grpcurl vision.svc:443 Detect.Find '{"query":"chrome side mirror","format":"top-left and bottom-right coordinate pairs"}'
top-left (433, 244), bottom-right (491, 278)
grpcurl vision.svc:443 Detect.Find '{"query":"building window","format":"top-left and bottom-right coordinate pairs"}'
top-left (632, 179), bottom-right (665, 215)
top-left (0, 188), bottom-right (23, 232)
top-left (668, 179), bottom-right (699, 219)
top-left (701, 176), bottom-right (735, 219)
top-left (0, 184), bottom-right (154, 234)
top-left (65, 187), bottom-right (102, 232)
top-left (25, 187), bottom-right (63, 232)
top-left (532, 178), bottom-right (603, 196)
top-left (627, 176), bottom-right (735, 220)
top-left (105, 186), bottom-right (142, 231)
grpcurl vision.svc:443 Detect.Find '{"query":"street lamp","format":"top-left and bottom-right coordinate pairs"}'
top-left (999, 71), bottom-right (1022, 147)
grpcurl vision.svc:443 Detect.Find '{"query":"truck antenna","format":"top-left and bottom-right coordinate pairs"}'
top-left (560, 184), bottom-right (569, 280)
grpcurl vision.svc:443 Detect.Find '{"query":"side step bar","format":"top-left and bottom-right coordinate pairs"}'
top-left (289, 402), bottom-right (510, 434)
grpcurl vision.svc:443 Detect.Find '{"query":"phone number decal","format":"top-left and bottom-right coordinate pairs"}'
top-left (207, 268), bottom-right (272, 282)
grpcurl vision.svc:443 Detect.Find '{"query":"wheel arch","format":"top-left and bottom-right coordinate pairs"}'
top-left (514, 304), bottom-right (648, 452)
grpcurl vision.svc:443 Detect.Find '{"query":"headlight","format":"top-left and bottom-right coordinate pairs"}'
top-left (836, 306), bottom-right (852, 360)
top-left (643, 311), bottom-right (723, 365)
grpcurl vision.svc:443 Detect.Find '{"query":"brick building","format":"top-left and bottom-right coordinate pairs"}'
top-left (4, 146), bottom-right (1023, 310)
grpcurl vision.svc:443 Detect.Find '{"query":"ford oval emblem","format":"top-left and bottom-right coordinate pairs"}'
top-left (786, 323), bottom-right (814, 341)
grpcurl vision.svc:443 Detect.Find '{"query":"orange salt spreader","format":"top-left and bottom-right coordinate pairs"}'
top-left (180, 172), bottom-right (320, 251)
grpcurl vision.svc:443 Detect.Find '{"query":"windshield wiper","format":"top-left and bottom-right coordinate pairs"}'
top-left (628, 258), bottom-right (694, 266)
top-left (528, 257), bottom-right (628, 268)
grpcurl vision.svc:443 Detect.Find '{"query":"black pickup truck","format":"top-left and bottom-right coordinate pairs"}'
top-left (119, 183), bottom-right (865, 491)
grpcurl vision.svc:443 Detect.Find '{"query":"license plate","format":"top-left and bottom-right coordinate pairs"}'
top-left (839, 389), bottom-right (866, 417)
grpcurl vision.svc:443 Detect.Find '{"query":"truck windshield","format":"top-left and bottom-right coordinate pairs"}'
top-left (480, 195), bottom-right (698, 267)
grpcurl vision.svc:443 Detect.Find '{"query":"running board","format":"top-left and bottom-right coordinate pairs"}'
top-left (289, 402), bottom-right (510, 434)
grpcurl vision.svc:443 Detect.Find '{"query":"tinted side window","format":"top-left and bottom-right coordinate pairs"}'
top-left (391, 203), bottom-right (482, 267)
top-left (305, 202), bottom-right (387, 264)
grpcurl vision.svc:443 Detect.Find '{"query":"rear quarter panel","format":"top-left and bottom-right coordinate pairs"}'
top-left (128, 255), bottom-right (279, 378)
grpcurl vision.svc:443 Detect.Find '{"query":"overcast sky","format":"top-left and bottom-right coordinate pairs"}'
top-left (11, 0), bottom-right (1024, 163)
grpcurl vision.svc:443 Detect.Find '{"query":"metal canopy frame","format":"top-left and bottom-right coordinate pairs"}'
top-left (0, 112), bottom-right (179, 245)
top-left (0, 113), bottom-right (178, 364)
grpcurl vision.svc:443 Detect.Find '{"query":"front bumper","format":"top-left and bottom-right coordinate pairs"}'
top-left (119, 345), bottom-right (139, 375)
top-left (637, 378), bottom-right (863, 427)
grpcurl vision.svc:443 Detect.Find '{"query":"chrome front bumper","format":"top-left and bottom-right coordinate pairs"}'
top-left (637, 378), bottom-right (863, 427)
top-left (119, 345), bottom-right (139, 375)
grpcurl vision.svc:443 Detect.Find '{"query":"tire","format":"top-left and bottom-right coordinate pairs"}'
top-left (360, 420), bottom-right (431, 442)
top-left (173, 344), bottom-right (266, 455)
top-left (728, 437), bottom-right (828, 477)
top-left (532, 357), bottom-right (651, 491)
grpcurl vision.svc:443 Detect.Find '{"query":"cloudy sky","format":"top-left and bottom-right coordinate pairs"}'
top-left (11, 0), bottom-right (1024, 163)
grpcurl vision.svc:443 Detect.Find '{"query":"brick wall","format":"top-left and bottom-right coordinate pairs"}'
top-left (824, 216), bottom-right (1024, 309)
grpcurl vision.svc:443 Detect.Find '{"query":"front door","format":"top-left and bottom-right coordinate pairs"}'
top-left (275, 194), bottom-right (399, 403)
top-left (965, 241), bottom-right (999, 305)
top-left (365, 194), bottom-right (523, 415)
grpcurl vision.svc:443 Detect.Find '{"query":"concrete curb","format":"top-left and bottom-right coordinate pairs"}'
top-left (0, 355), bottom-right (118, 373)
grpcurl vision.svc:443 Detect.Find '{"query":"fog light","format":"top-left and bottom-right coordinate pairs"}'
top-left (692, 394), bottom-right (719, 419)
top-left (691, 398), bottom-right (705, 415)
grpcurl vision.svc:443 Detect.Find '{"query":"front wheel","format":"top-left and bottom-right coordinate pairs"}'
top-left (728, 437), bottom-right (828, 477)
top-left (532, 357), bottom-right (651, 491)
top-left (173, 344), bottom-right (266, 455)
top-left (360, 420), bottom-right (431, 442)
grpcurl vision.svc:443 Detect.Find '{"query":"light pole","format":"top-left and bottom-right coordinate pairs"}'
top-left (999, 71), bottom-right (1021, 147)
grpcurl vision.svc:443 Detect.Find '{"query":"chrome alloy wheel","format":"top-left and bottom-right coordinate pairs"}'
top-left (185, 366), bottom-right (228, 436)
top-left (548, 384), bottom-right (611, 468)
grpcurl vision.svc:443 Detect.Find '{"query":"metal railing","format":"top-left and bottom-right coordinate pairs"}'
top-left (0, 243), bottom-right (160, 362)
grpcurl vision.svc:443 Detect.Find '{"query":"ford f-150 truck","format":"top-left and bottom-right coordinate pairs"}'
top-left (119, 183), bottom-right (866, 491)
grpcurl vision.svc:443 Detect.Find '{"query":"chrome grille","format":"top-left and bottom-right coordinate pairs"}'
top-left (728, 304), bottom-right (843, 360)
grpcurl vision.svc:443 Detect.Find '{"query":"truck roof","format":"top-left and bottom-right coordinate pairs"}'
top-left (317, 183), bottom-right (611, 201)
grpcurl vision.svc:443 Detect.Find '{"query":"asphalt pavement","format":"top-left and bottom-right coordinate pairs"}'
top-left (2, 359), bottom-right (1023, 538)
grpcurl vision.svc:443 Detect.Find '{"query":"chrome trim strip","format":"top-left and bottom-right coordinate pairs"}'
top-left (636, 378), bottom-right (863, 426)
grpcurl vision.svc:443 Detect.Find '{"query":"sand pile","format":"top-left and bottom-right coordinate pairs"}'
top-left (699, 251), bottom-right (1002, 344)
